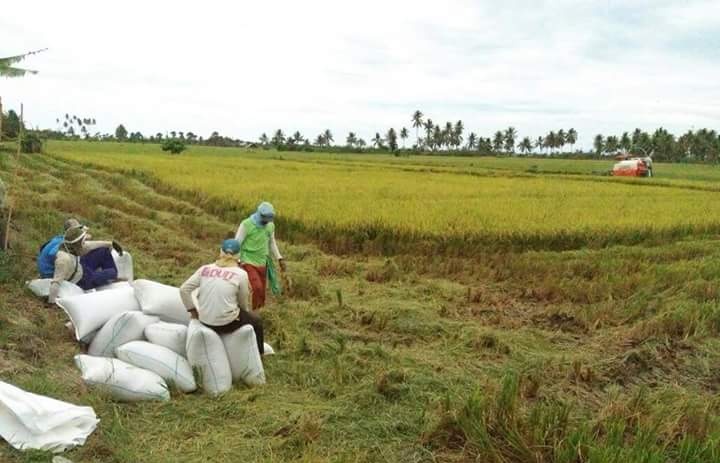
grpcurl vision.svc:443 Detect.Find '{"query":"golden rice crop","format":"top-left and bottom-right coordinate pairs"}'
top-left (49, 140), bottom-right (720, 252)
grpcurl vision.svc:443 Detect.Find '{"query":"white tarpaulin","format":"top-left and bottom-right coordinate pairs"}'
top-left (0, 381), bottom-right (98, 453)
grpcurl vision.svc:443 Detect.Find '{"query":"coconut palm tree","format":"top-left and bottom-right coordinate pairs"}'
top-left (545, 131), bottom-right (557, 154)
top-left (567, 128), bottom-right (578, 152)
top-left (346, 132), bottom-right (357, 148)
top-left (272, 129), bottom-right (285, 146)
top-left (372, 132), bottom-right (384, 149)
top-left (259, 133), bottom-right (269, 146)
top-left (399, 127), bottom-right (409, 149)
top-left (557, 129), bottom-right (566, 153)
top-left (504, 127), bottom-right (517, 153)
top-left (423, 119), bottom-right (434, 150)
top-left (412, 110), bottom-right (423, 147)
top-left (519, 137), bottom-right (533, 155)
top-left (314, 134), bottom-right (326, 147)
top-left (386, 128), bottom-right (398, 152)
top-left (323, 129), bottom-right (334, 146)
top-left (467, 132), bottom-right (477, 150)
top-left (493, 131), bottom-right (504, 153)
top-left (535, 136), bottom-right (544, 154)
top-left (357, 138), bottom-right (367, 149)
top-left (593, 134), bottom-right (605, 157)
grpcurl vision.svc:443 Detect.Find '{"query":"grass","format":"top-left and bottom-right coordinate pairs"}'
top-left (1, 145), bottom-right (720, 461)
top-left (47, 140), bottom-right (720, 254)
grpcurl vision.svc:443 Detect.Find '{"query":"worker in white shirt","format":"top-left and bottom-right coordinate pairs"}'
top-left (179, 239), bottom-right (264, 354)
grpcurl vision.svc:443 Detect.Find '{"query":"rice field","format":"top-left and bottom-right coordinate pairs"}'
top-left (49, 141), bottom-right (720, 253)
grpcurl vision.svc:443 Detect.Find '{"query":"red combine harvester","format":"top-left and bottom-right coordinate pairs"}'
top-left (612, 155), bottom-right (654, 177)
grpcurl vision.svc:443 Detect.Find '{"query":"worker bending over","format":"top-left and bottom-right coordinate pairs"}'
top-left (235, 201), bottom-right (285, 310)
top-left (179, 239), bottom-right (264, 354)
top-left (48, 225), bottom-right (124, 303)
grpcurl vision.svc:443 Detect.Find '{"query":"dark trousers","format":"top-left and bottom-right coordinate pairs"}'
top-left (203, 310), bottom-right (264, 355)
top-left (78, 248), bottom-right (118, 290)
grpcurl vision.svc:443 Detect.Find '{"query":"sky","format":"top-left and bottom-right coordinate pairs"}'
top-left (2, 0), bottom-right (719, 149)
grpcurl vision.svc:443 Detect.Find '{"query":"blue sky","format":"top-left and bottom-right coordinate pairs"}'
top-left (1, 0), bottom-right (719, 149)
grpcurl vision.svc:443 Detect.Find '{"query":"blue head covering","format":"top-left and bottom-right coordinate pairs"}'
top-left (221, 239), bottom-right (241, 255)
top-left (251, 202), bottom-right (275, 227)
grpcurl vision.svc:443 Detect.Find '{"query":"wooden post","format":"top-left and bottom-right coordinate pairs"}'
top-left (3, 103), bottom-right (22, 251)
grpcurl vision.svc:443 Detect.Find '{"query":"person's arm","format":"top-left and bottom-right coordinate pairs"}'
top-left (237, 272), bottom-right (250, 311)
top-left (48, 253), bottom-right (74, 304)
top-left (81, 240), bottom-right (112, 254)
top-left (179, 267), bottom-right (203, 315)
top-left (269, 230), bottom-right (285, 270)
top-left (234, 222), bottom-right (247, 243)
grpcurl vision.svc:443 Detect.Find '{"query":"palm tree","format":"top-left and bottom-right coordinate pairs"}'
top-left (450, 120), bottom-right (463, 150)
top-left (504, 127), bottom-right (517, 153)
top-left (433, 126), bottom-right (443, 151)
top-left (323, 129), bottom-right (334, 146)
top-left (314, 134), bottom-right (326, 147)
top-left (386, 128), bottom-right (398, 152)
top-left (357, 138), bottom-right (367, 149)
top-left (519, 137), bottom-right (533, 155)
top-left (545, 131), bottom-right (557, 154)
top-left (423, 119), bottom-right (434, 150)
top-left (593, 134), bottom-right (605, 157)
top-left (372, 132), bottom-right (384, 149)
top-left (567, 128), bottom-right (577, 152)
top-left (346, 132), bottom-right (357, 148)
top-left (272, 129), bottom-right (285, 146)
top-left (493, 131), bottom-right (504, 153)
top-left (259, 133), bottom-right (269, 146)
top-left (535, 136), bottom-right (544, 154)
top-left (0, 49), bottom-right (46, 77)
top-left (605, 135), bottom-right (619, 154)
top-left (467, 132), bottom-right (477, 150)
top-left (557, 129), bottom-right (566, 153)
top-left (412, 110), bottom-right (423, 148)
top-left (293, 131), bottom-right (304, 144)
top-left (400, 127), bottom-right (409, 149)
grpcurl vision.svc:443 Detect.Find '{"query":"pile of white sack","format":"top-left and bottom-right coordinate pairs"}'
top-left (26, 253), bottom-right (269, 401)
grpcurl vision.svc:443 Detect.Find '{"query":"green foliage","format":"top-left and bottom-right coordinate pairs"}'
top-left (161, 139), bottom-right (186, 155)
top-left (20, 132), bottom-right (42, 153)
top-left (0, 49), bottom-right (46, 78)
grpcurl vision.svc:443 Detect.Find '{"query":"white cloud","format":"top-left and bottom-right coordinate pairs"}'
top-left (1, 0), bottom-right (718, 148)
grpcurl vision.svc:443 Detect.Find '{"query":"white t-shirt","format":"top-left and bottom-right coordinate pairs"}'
top-left (179, 263), bottom-right (250, 326)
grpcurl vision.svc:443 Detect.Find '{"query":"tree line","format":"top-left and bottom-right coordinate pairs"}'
top-left (2, 106), bottom-right (720, 162)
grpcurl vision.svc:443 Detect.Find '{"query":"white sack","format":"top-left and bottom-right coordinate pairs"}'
top-left (112, 250), bottom-right (134, 282)
top-left (57, 287), bottom-right (140, 341)
top-left (133, 279), bottom-right (190, 325)
top-left (186, 320), bottom-right (231, 396)
top-left (221, 325), bottom-right (266, 386)
top-left (144, 322), bottom-right (188, 357)
top-left (88, 311), bottom-right (159, 357)
top-left (74, 355), bottom-right (169, 402)
top-left (263, 343), bottom-right (275, 355)
top-left (95, 281), bottom-right (132, 292)
top-left (0, 381), bottom-right (98, 453)
top-left (116, 341), bottom-right (196, 393)
top-left (26, 279), bottom-right (83, 299)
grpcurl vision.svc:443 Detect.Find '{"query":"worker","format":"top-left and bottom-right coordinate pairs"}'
top-left (179, 239), bottom-right (264, 354)
top-left (48, 226), bottom-right (124, 303)
top-left (234, 202), bottom-right (286, 310)
top-left (37, 218), bottom-right (84, 278)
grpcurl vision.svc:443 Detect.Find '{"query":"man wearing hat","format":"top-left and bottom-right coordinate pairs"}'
top-left (47, 225), bottom-right (124, 303)
top-left (179, 239), bottom-right (264, 354)
top-left (234, 201), bottom-right (285, 310)
top-left (37, 217), bottom-right (85, 278)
